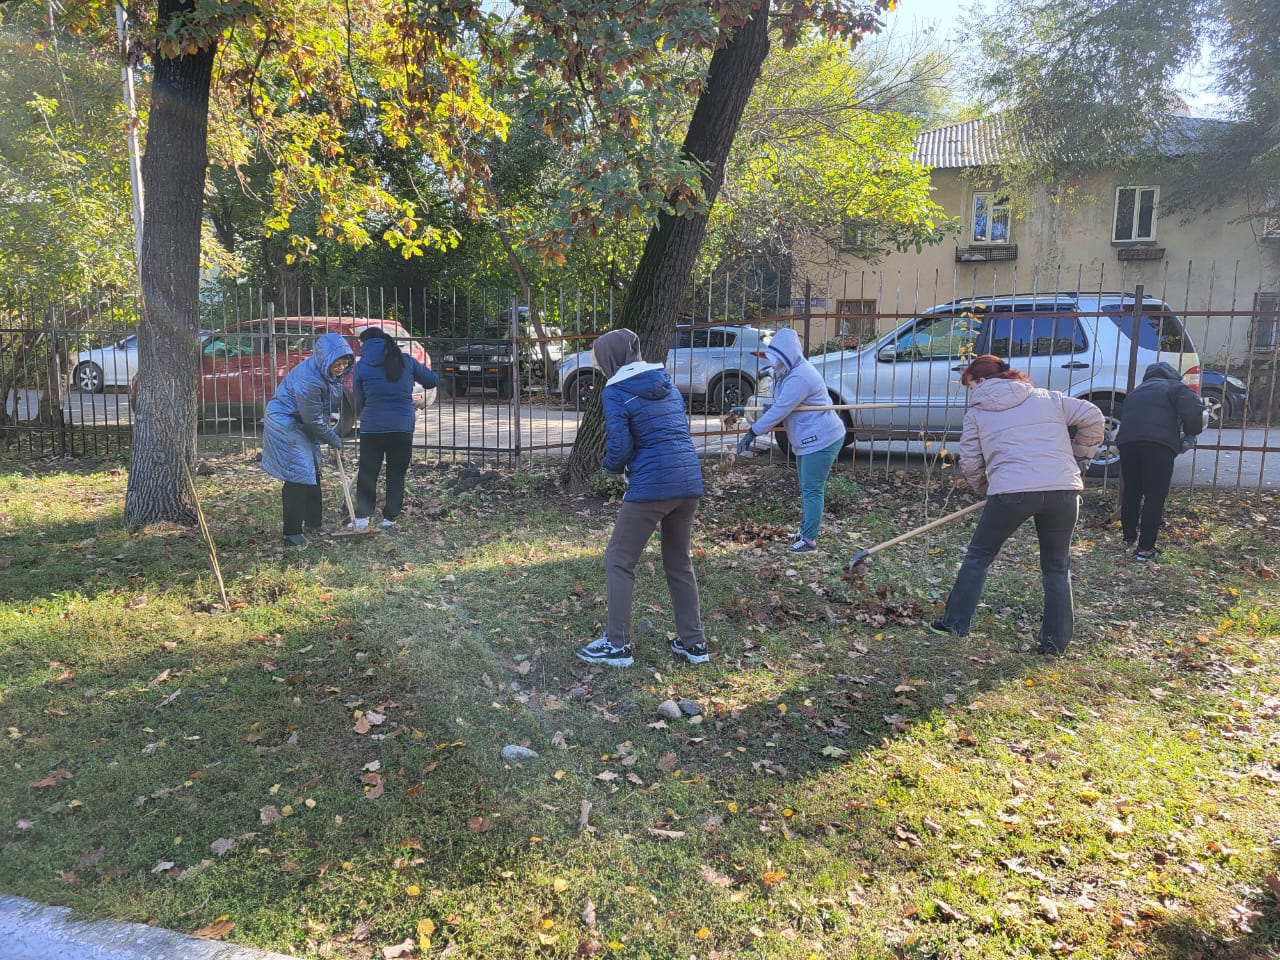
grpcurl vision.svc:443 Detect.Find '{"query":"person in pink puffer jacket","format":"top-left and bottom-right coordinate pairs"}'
top-left (931, 355), bottom-right (1104, 655)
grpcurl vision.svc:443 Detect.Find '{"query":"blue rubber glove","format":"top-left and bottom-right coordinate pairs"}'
top-left (729, 406), bottom-right (747, 417)
top-left (735, 429), bottom-right (756, 456)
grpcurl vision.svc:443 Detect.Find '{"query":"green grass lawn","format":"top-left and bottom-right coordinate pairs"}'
top-left (1, 453), bottom-right (1278, 959)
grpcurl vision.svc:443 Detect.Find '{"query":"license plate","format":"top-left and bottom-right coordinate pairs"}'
top-left (459, 364), bottom-right (481, 372)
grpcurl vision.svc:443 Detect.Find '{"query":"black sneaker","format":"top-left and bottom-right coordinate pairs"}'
top-left (282, 533), bottom-right (307, 548)
top-left (788, 538), bottom-right (817, 554)
top-left (575, 637), bottom-right (634, 668)
top-left (929, 620), bottom-right (953, 636)
top-left (670, 636), bottom-right (710, 665)
top-left (1135, 548), bottom-right (1157, 562)
top-left (1122, 537), bottom-right (1136, 548)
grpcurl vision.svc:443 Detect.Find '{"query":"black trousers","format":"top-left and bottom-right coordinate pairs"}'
top-left (356, 432), bottom-right (413, 520)
top-left (282, 480), bottom-right (324, 536)
top-left (1119, 441), bottom-right (1177, 551)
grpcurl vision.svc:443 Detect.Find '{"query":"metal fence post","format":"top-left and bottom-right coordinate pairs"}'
top-left (511, 294), bottom-right (522, 465)
top-left (1125, 283), bottom-right (1145, 394)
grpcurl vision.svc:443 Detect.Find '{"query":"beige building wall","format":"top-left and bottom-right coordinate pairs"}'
top-left (789, 169), bottom-right (1280, 362)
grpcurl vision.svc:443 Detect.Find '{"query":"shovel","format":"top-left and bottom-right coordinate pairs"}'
top-left (330, 447), bottom-right (378, 538)
top-left (847, 501), bottom-right (984, 580)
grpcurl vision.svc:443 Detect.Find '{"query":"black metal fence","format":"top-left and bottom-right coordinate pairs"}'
top-left (3, 274), bottom-right (1280, 491)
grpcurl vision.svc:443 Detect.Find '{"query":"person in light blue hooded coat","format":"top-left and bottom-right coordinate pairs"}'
top-left (261, 332), bottom-right (354, 547)
top-left (736, 327), bottom-right (846, 552)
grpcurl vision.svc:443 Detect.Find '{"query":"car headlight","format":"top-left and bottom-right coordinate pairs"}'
top-left (1225, 375), bottom-right (1245, 388)
top-left (443, 353), bottom-right (456, 362)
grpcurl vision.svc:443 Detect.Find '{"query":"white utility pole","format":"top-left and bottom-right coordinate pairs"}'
top-left (116, 3), bottom-right (144, 272)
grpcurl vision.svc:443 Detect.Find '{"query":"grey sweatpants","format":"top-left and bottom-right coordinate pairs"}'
top-left (605, 496), bottom-right (705, 647)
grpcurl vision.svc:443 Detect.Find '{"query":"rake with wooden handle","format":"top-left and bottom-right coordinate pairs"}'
top-left (330, 447), bottom-right (377, 538)
top-left (847, 501), bottom-right (984, 580)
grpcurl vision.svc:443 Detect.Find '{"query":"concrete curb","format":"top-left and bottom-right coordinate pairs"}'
top-left (0, 895), bottom-right (296, 960)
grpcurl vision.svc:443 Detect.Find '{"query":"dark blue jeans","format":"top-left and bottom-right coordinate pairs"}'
top-left (938, 490), bottom-right (1081, 653)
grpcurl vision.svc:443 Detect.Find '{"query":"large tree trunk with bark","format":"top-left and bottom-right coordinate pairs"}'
top-left (562, 0), bottom-right (771, 491)
top-left (123, 0), bottom-right (216, 530)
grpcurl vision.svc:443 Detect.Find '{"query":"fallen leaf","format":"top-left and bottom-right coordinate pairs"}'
top-left (468, 816), bottom-right (495, 833)
top-left (821, 745), bottom-right (848, 758)
top-left (150, 860), bottom-right (175, 874)
top-left (191, 917), bottom-right (235, 940)
top-left (382, 938), bottom-right (417, 959)
top-left (77, 846), bottom-right (105, 869)
top-left (761, 869), bottom-right (787, 887)
top-left (582, 897), bottom-right (597, 928)
top-left (655, 752), bottom-right (679, 772)
top-left (28, 770), bottom-right (72, 789)
top-left (259, 805), bottom-right (281, 825)
top-left (932, 898), bottom-right (963, 922)
top-left (361, 772), bottom-right (385, 799)
top-left (700, 865), bottom-right (733, 889)
top-left (646, 827), bottom-right (685, 840)
top-left (1037, 896), bottom-right (1061, 923)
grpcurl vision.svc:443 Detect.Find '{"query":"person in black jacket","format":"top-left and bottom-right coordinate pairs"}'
top-left (1115, 362), bottom-right (1206, 561)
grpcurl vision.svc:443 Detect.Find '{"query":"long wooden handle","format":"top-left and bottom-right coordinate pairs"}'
top-left (861, 501), bottom-right (984, 557)
top-left (738, 402), bottom-right (899, 412)
top-left (334, 450), bottom-right (358, 525)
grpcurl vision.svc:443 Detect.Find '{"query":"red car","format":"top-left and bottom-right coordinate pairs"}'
top-left (197, 316), bottom-right (435, 434)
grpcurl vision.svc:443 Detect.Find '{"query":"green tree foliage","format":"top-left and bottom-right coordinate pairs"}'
top-left (0, 5), bottom-right (136, 300)
top-left (972, 0), bottom-right (1278, 227)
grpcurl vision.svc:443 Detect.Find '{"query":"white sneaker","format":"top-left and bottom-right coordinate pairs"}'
top-left (380, 518), bottom-right (395, 529)
top-left (346, 517), bottom-right (370, 531)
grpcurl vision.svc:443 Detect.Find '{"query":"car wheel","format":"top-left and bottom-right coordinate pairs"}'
top-left (712, 373), bottom-right (753, 414)
top-left (1200, 387), bottom-right (1224, 428)
top-left (566, 373), bottom-right (601, 410)
top-left (1085, 397), bottom-right (1122, 478)
top-left (446, 378), bottom-right (466, 398)
top-left (74, 361), bottom-right (104, 393)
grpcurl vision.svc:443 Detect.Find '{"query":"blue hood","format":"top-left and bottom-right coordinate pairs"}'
top-left (313, 332), bottom-right (354, 382)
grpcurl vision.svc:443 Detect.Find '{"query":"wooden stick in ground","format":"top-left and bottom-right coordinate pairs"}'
top-left (183, 460), bottom-right (229, 611)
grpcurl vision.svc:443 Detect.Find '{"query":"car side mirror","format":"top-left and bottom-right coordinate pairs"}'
top-left (877, 345), bottom-right (898, 363)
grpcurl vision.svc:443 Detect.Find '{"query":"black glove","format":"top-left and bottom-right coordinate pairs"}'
top-left (735, 429), bottom-right (756, 456)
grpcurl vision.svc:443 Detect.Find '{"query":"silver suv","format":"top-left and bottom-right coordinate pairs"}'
top-left (748, 292), bottom-right (1202, 476)
top-left (554, 324), bottom-right (773, 412)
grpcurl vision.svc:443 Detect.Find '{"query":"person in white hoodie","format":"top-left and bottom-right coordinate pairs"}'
top-left (931, 354), bottom-right (1104, 655)
top-left (736, 327), bottom-right (846, 553)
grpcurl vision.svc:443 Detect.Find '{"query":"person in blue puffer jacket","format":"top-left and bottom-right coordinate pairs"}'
top-left (736, 326), bottom-right (846, 552)
top-left (351, 328), bottom-right (439, 530)
top-left (575, 328), bottom-right (709, 669)
top-left (261, 332), bottom-right (354, 547)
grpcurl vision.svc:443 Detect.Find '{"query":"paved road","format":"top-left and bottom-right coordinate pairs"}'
top-left (0, 894), bottom-right (292, 960)
top-left (18, 389), bottom-right (1280, 490)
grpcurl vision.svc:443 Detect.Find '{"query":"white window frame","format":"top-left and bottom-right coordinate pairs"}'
top-left (1113, 185), bottom-right (1160, 243)
top-left (971, 192), bottom-right (1011, 245)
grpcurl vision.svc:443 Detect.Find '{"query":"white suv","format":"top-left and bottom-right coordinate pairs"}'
top-left (554, 324), bottom-right (773, 413)
top-left (748, 292), bottom-right (1202, 476)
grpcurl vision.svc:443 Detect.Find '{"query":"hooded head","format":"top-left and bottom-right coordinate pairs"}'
top-left (591, 328), bottom-right (642, 380)
top-left (358, 326), bottom-right (404, 381)
top-left (764, 327), bottom-right (804, 377)
top-left (1142, 361), bottom-right (1183, 383)
top-left (313, 331), bottom-right (355, 382)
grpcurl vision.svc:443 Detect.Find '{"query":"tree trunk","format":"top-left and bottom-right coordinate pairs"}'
top-left (124, 0), bottom-right (216, 529)
top-left (562, 0), bottom-right (771, 491)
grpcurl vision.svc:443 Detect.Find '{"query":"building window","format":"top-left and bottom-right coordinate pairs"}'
top-left (1253, 293), bottom-right (1279, 354)
top-left (836, 299), bottom-right (876, 344)
top-left (840, 221), bottom-right (874, 255)
top-left (971, 192), bottom-right (1010, 244)
top-left (1113, 185), bottom-right (1159, 242)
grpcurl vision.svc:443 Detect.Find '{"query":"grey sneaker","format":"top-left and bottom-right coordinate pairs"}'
top-left (575, 637), bottom-right (634, 668)
top-left (380, 518), bottom-right (396, 529)
top-left (1135, 548), bottom-right (1157, 562)
top-left (788, 537), bottom-right (817, 554)
top-left (346, 517), bottom-right (370, 531)
top-left (670, 636), bottom-right (710, 665)
top-left (282, 533), bottom-right (307, 548)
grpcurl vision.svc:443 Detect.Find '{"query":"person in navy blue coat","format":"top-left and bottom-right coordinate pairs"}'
top-left (575, 328), bottom-right (709, 669)
top-left (351, 328), bottom-right (439, 529)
